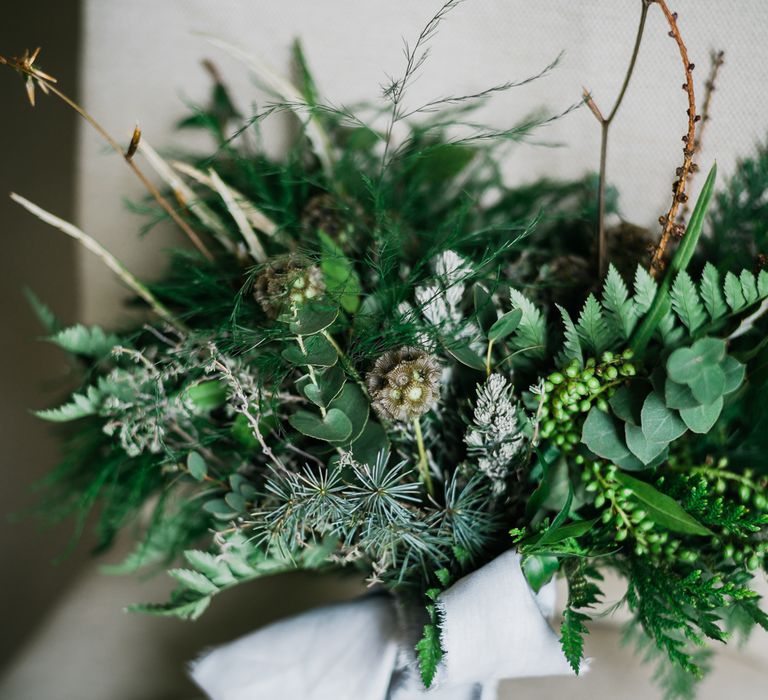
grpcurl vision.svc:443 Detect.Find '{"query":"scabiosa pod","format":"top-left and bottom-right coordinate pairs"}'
top-left (253, 255), bottom-right (325, 319)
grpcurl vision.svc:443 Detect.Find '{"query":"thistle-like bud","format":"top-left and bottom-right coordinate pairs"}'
top-left (253, 256), bottom-right (325, 319)
top-left (366, 347), bottom-right (441, 423)
top-left (301, 193), bottom-right (363, 252)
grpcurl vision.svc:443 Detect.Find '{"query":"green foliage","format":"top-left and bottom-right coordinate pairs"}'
top-left (47, 324), bottom-right (121, 359)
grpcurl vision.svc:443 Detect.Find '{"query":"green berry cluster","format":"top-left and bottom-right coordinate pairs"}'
top-left (579, 458), bottom-right (681, 558)
top-left (539, 350), bottom-right (637, 451)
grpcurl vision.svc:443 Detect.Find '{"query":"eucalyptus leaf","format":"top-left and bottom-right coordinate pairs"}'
top-left (640, 391), bottom-right (687, 443)
top-left (301, 364), bottom-right (346, 407)
top-left (581, 407), bottom-right (643, 470)
top-left (288, 303), bottom-right (339, 335)
top-left (679, 396), bottom-right (723, 434)
top-left (289, 408), bottom-right (353, 442)
top-left (721, 355), bottom-right (746, 395)
top-left (664, 378), bottom-right (699, 410)
top-left (350, 420), bottom-right (390, 466)
top-left (690, 363), bottom-right (726, 404)
top-left (614, 472), bottom-right (712, 536)
top-left (186, 451), bottom-right (207, 481)
top-left (281, 334), bottom-right (338, 367)
top-left (625, 423), bottom-right (668, 465)
top-left (328, 383), bottom-right (369, 444)
top-left (609, 385), bottom-right (646, 426)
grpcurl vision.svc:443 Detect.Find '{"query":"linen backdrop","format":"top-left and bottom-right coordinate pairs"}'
top-left (2, 1), bottom-right (767, 699)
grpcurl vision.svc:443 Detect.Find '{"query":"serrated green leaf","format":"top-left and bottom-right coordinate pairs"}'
top-left (508, 288), bottom-right (546, 358)
top-left (184, 550), bottom-right (234, 584)
top-left (759, 270), bottom-right (768, 298)
top-left (35, 397), bottom-right (95, 422)
top-left (670, 270), bottom-right (706, 334)
top-left (679, 396), bottom-right (723, 434)
top-left (416, 623), bottom-right (443, 688)
top-left (24, 288), bottom-right (60, 332)
top-left (602, 264), bottom-right (637, 339)
top-left (168, 568), bottom-right (219, 595)
top-left (47, 324), bottom-right (121, 358)
top-left (633, 265), bottom-right (658, 314)
top-left (557, 304), bottom-right (582, 366)
top-left (640, 391), bottom-right (687, 443)
top-left (614, 473), bottom-right (712, 535)
top-left (724, 271), bottom-right (746, 311)
top-left (740, 270), bottom-right (759, 304)
top-left (560, 608), bottom-right (589, 675)
top-left (127, 597), bottom-right (212, 621)
top-left (700, 263), bottom-right (727, 321)
top-left (186, 451), bottom-right (207, 481)
top-left (289, 408), bottom-right (353, 442)
top-left (576, 294), bottom-right (613, 354)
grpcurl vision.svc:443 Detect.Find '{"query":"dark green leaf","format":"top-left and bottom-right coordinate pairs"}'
top-left (328, 384), bottom-right (369, 444)
top-left (625, 423), bottom-right (668, 465)
top-left (444, 341), bottom-right (485, 371)
top-left (488, 308), bottom-right (523, 342)
top-left (522, 554), bottom-right (559, 593)
top-left (581, 407), bottom-right (642, 470)
top-left (281, 334), bottom-right (338, 367)
top-left (288, 303), bottom-right (339, 335)
top-left (186, 380), bottom-right (228, 411)
top-left (289, 408), bottom-right (353, 442)
top-left (614, 473), bottom-right (712, 535)
top-left (664, 378), bottom-right (699, 410)
top-left (350, 420), bottom-right (390, 466)
top-left (640, 391), bottom-right (687, 443)
top-left (679, 396), bottom-right (723, 434)
top-left (186, 452), bottom-right (207, 481)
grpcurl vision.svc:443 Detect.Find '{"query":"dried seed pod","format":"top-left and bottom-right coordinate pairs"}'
top-left (366, 347), bottom-right (441, 423)
top-left (253, 255), bottom-right (325, 318)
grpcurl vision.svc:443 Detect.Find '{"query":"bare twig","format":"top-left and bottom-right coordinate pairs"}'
top-left (648, 1), bottom-right (699, 276)
top-left (585, 0), bottom-right (652, 278)
top-left (0, 48), bottom-right (215, 261)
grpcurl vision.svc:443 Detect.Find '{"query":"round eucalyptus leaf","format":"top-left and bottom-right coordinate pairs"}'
top-left (679, 396), bottom-right (723, 434)
top-left (640, 391), bottom-right (687, 444)
top-left (289, 408), bottom-right (353, 442)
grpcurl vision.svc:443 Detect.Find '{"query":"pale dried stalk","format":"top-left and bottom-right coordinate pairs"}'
top-left (11, 193), bottom-right (182, 329)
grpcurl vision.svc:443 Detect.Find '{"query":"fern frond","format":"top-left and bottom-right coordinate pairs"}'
top-left (508, 288), bottom-right (546, 358)
top-left (699, 263), bottom-right (727, 322)
top-left (669, 271), bottom-right (706, 335)
top-left (602, 264), bottom-right (637, 340)
top-left (557, 304), bottom-right (582, 366)
top-left (576, 294), bottom-right (614, 354)
top-left (633, 265), bottom-right (658, 314)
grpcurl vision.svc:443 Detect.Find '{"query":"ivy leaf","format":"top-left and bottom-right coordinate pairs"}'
top-left (700, 263), bottom-right (727, 322)
top-left (289, 408), bottom-right (353, 442)
top-left (670, 270), bottom-right (706, 334)
top-left (679, 396), bottom-right (723, 434)
top-left (488, 308), bottom-right (523, 342)
top-left (640, 391), bottom-right (687, 443)
top-left (614, 473), bottom-right (712, 535)
top-left (186, 452), bottom-right (207, 481)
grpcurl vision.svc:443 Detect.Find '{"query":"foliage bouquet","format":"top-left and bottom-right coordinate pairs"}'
top-left (3, 1), bottom-right (767, 697)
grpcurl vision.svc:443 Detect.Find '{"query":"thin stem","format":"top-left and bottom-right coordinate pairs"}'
top-left (1, 52), bottom-right (215, 261)
top-left (412, 418), bottom-right (433, 496)
top-left (586, 0), bottom-right (651, 279)
top-left (485, 340), bottom-right (494, 377)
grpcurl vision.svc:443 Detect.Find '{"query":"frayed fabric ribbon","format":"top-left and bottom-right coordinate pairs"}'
top-left (190, 550), bottom-right (577, 700)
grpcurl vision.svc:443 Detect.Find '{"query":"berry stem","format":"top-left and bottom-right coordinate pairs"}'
top-left (413, 418), bottom-right (433, 496)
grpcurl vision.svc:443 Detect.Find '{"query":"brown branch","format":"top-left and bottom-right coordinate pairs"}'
top-left (648, 1), bottom-right (698, 277)
top-left (677, 49), bottom-right (724, 223)
top-left (0, 49), bottom-right (215, 261)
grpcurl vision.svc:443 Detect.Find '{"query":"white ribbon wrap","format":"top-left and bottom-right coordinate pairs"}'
top-left (190, 551), bottom-right (576, 700)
